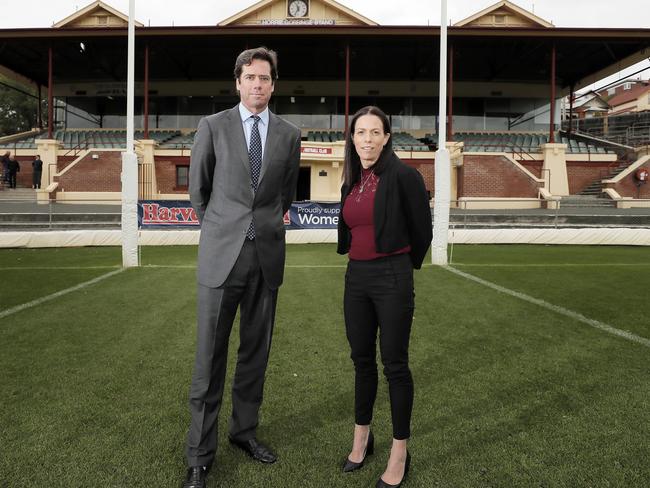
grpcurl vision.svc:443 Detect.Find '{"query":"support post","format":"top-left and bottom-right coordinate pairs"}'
top-left (122, 0), bottom-right (139, 267)
top-left (568, 84), bottom-right (574, 135)
top-left (37, 84), bottom-right (42, 129)
top-left (549, 44), bottom-right (556, 143)
top-left (144, 43), bottom-right (149, 139)
top-left (48, 46), bottom-right (53, 139)
top-left (447, 43), bottom-right (454, 142)
top-left (432, 0), bottom-right (451, 266)
top-left (344, 43), bottom-right (350, 135)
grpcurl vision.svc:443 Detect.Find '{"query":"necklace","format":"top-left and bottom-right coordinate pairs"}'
top-left (358, 169), bottom-right (375, 193)
top-left (354, 169), bottom-right (376, 202)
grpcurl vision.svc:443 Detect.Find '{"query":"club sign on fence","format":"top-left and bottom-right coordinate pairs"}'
top-left (138, 200), bottom-right (340, 229)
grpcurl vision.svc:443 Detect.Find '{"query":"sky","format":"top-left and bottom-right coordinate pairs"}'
top-left (2, 0), bottom-right (649, 28)
top-left (2, 0), bottom-right (649, 90)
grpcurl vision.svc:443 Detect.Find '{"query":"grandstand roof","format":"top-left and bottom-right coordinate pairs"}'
top-left (454, 0), bottom-right (554, 28)
top-left (0, 26), bottom-right (648, 95)
top-left (53, 0), bottom-right (144, 28)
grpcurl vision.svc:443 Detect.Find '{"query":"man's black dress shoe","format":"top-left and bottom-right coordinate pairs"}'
top-left (182, 466), bottom-right (208, 488)
top-left (342, 430), bottom-right (374, 472)
top-left (228, 437), bottom-right (277, 464)
top-left (376, 451), bottom-right (411, 488)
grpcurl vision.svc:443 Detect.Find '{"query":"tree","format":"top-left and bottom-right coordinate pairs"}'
top-left (0, 76), bottom-right (41, 137)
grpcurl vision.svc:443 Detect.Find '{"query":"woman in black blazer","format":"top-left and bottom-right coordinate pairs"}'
top-left (337, 106), bottom-right (432, 487)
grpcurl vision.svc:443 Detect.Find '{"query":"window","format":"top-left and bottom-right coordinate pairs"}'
top-left (623, 82), bottom-right (632, 90)
top-left (607, 87), bottom-right (615, 96)
top-left (176, 165), bottom-right (189, 189)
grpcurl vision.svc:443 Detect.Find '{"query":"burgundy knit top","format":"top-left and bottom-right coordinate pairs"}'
top-left (342, 167), bottom-right (411, 261)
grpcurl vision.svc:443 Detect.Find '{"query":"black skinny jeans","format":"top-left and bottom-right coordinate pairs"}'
top-left (344, 253), bottom-right (415, 440)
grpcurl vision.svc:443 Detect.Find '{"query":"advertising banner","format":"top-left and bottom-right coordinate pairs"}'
top-left (138, 201), bottom-right (199, 228)
top-left (138, 201), bottom-right (340, 229)
top-left (285, 201), bottom-right (340, 229)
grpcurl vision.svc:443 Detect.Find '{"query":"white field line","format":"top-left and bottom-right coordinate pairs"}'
top-left (0, 266), bottom-right (120, 270)
top-left (449, 263), bottom-right (650, 267)
top-left (445, 266), bottom-right (650, 349)
top-left (0, 269), bottom-right (125, 320)
top-left (141, 264), bottom-right (349, 269)
top-left (113, 263), bottom-right (650, 270)
top-left (3, 263), bottom-right (649, 271)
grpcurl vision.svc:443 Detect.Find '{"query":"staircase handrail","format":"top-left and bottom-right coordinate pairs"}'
top-left (62, 134), bottom-right (96, 158)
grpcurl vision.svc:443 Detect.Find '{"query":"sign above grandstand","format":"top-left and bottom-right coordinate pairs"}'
top-left (301, 147), bottom-right (333, 155)
top-left (261, 19), bottom-right (336, 25)
top-left (218, 0), bottom-right (377, 27)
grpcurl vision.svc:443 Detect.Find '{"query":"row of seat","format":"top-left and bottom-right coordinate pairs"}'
top-left (424, 132), bottom-right (614, 154)
top-left (0, 129), bottom-right (614, 154)
top-left (0, 129), bottom-right (186, 149)
top-left (305, 131), bottom-right (431, 151)
top-left (306, 131), bottom-right (344, 143)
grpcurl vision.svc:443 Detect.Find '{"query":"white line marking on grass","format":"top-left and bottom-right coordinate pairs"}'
top-left (142, 264), bottom-right (348, 269)
top-left (450, 263), bottom-right (650, 267)
top-left (142, 265), bottom-right (195, 269)
top-left (285, 265), bottom-right (346, 268)
top-left (0, 268), bottom-right (125, 320)
top-left (0, 266), bottom-right (121, 270)
top-left (444, 266), bottom-right (650, 349)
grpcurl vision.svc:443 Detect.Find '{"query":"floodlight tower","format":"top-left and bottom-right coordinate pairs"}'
top-left (122, 0), bottom-right (139, 267)
top-left (432, 0), bottom-right (451, 265)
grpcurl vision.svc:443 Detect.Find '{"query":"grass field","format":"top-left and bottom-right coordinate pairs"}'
top-left (1, 244), bottom-right (649, 487)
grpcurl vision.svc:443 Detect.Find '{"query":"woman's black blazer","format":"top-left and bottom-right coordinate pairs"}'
top-left (337, 152), bottom-right (433, 269)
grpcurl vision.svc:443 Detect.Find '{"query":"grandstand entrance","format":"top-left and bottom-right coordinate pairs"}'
top-left (297, 167), bottom-right (311, 201)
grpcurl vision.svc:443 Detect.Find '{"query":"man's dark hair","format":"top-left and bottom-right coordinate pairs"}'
top-left (234, 47), bottom-right (278, 82)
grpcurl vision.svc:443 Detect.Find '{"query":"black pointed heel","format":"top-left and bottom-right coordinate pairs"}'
top-left (375, 450), bottom-right (410, 488)
top-left (342, 430), bottom-right (374, 472)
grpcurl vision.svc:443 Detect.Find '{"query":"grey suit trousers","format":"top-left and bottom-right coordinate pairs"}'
top-left (186, 239), bottom-right (278, 467)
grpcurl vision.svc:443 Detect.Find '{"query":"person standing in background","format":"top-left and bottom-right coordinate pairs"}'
top-left (2, 151), bottom-right (10, 183)
top-left (32, 155), bottom-right (43, 189)
top-left (7, 156), bottom-right (20, 189)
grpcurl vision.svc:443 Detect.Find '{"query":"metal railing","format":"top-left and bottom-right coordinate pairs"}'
top-left (445, 198), bottom-right (650, 230)
top-left (461, 141), bottom-right (540, 162)
top-left (0, 198), bottom-right (121, 231)
top-left (1, 197), bottom-right (649, 232)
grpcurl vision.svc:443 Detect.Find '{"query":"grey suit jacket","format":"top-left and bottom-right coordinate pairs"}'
top-left (189, 105), bottom-right (301, 289)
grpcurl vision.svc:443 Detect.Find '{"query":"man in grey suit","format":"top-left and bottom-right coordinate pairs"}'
top-left (183, 47), bottom-right (301, 488)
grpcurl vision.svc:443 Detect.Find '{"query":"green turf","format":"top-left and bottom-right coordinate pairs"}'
top-left (1, 244), bottom-right (649, 487)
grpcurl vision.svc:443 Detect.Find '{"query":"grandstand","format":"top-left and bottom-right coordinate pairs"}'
top-left (0, 0), bottom-right (649, 208)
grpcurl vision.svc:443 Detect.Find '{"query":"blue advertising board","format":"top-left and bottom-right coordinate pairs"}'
top-left (138, 200), bottom-right (341, 229)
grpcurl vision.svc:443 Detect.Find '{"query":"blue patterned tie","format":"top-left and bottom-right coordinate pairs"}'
top-left (246, 115), bottom-right (262, 240)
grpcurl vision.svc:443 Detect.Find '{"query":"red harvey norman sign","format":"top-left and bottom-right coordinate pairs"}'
top-left (139, 201), bottom-right (199, 226)
top-left (301, 146), bottom-right (332, 155)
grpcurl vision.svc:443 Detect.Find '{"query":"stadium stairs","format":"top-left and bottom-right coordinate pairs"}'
top-left (0, 187), bottom-right (36, 201)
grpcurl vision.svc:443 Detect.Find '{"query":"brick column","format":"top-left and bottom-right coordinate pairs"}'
top-left (136, 139), bottom-right (157, 199)
top-left (447, 141), bottom-right (464, 205)
top-left (541, 142), bottom-right (569, 195)
top-left (35, 138), bottom-right (61, 202)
